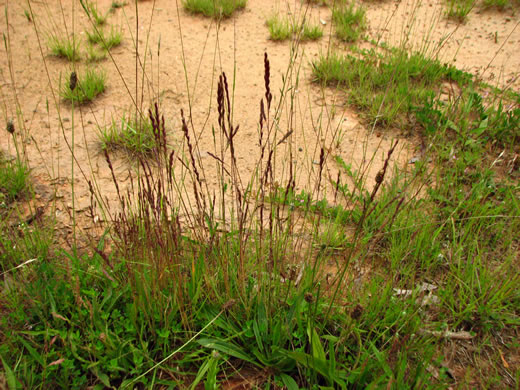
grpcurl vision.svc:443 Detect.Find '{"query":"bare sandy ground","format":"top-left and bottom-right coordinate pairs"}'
top-left (0, 0), bottom-right (518, 234)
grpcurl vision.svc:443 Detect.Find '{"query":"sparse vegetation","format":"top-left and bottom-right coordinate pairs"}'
top-left (267, 15), bottom-right (323, 41)
top-left (47, 33), bottom-right (81, 62)
top-left (85, 0), bottom-right (108, 26)
top-left (183, 0), bottom-right (247, 18)
top-left (99, 111), bottom-right (160, 157)
top-left (332, 1), bottom-right (366, 42)
top-left (0, 156), bottom-right (30, 205)
top-left (445, 0), bottom-right (476, 22)
top-left (312, 49), bottom-right (473, 127)
top-left (60, 68), bottom-right (106, 104)
top-left (86, 26), bottom-right (123, 50)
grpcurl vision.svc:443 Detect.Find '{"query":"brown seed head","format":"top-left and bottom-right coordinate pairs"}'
top-left (6, 119), bottom-right (15, 134)
top-left (69, 71), bottom-right (78, 91)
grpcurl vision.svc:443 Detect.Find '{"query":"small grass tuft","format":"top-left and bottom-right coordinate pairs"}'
top-left (267, 15), bottom-right (323, 41)
top-left (99, 113), bottom-right (159, 157)
top-left (332, 1), bottom-right (366, 42)
top-left (85, 0), bottom-right (108, 25)
top-left (266, 14), bottom-right (292, 41)
top-left (301, 21), bottom-right (324, 41)
top-left (0, 156), bottom-right (31, 205)
top-left (86, 44), bottom-right (107, 63)
top-left (47, 34), bottom-right (81, 62)
top-left (86, 26), bottom-right (123, 50)
top-left (445, 0), bottom-right (475, 22)
top-left (183, 0), bottom-right (247, 18)
top-left (60, 68), bottom-right (106, 104)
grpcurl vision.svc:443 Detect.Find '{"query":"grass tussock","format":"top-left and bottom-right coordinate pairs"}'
top-left (332, 1), bottom-right (366, 42)
top-left (86, 26), bottom-right (123, 50)
top-left (183, 0), bottom-right (247, 18)
top-left (60, 68), bottom-right (106, 104)
top-left (47, 34), bottom-right (81, 62)
top-left (266, 15), bottom-right (323, 41)
top-left (99, 110), bottom-right (161, 157)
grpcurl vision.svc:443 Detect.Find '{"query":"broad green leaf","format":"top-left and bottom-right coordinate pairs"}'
top-left (197, 339), bottom-right (260, 367)
top-left (279, 373), bottom-right (299, 390)
top-left (0, 354), bottom-right (18, 390)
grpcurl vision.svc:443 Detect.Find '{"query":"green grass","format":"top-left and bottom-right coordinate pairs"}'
top-left (2, 4), bottom-right (520, 389)
top-left (85, 44), bottom-right (107, 63)
top-left (99, 113), bottom-right (160, 157)
top-left (47, 34), bottom-right (81, 62)
top-left (60, 68), bottom-right (106, 104)
top-left (84, 0), bottom-right (108, 25)
top-left (183, 0), bottom-right (247, 18)
top-left (301, 21), bottom-right (324, 41)
top-left (110, 0), bottom-right (127, 12)
top-left (0, 156), bottom-right (30, 205)
top-left (266, 15), bottom-right (323, 41)
top-left (332, 1), bottom-right (366, 42)
top-left (482, 0), bottom-right (520, 9)
top-left (86, 26), bottom-right (123, 50)
top-left (445, 0), bottom-right (476, 22)
top-left (312, 49), bottom-right (473, 128)
top-left (266, 15), bottom-right (292, 41)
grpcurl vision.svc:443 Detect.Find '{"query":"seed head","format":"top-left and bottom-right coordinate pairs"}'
top-left (375, 169), bottom-right (384, 184)
top-left (69, 71), bottom-right (78, 91)
top-left (6, 119), bottom-right (15, 134)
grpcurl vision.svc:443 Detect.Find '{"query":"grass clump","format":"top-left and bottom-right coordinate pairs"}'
top-left (266, 15), bottom-right (323, 41)
top-left (99, 111), bottom-right (160, 157)
top-left (85, 44), bottom-right (107, 63)
top-left (266, 15), bottom-right (292, 41)
top-left (47, 34), bottom-right (80, 62)
top-left (0, 157), bottom-right (30, 205)
top-left (183, 0), bottom-right (247, 18)
top-left (332, 1), bottom-right (366, 42)
top-left (301, 22), bottom-right (324, 40)
top-left (84, 0), bottom-right (108, 25)
top-left (445, 0), bottom-right (475, 22)
top-left (60, 68), bottom-right (106, 104)
top-left (312, 49), bottom-right (472, 128)
top-left (86, 26), bottom-right (123, 50)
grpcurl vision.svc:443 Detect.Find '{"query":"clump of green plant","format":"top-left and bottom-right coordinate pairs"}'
top-left (86, 44), bottom-right (107, 62)
top-left (0, 156), bottom-right (30, 205)
top-left (23, 9), bottom-right (31, 22)
top-left (110, 0), bottom-right (127, 11)
top-left (86, 26), bottom-right (123, 50)
top-left (99, 111), bottom-right (160, 157)
top-left (60, 68), bottom-right (106, 104)
top-left (183, 0), bottom-right (247, 18)
top-left (47, 33), bottom-right (81, 62)
top-left (482, 0), bottom-right (517, 9)
top-left (84, 0), bottom-right (108, 25)
top-left (312, 49), bottom-right (472, 128)
top-left (445, 0), bottom-right (475, 22)
top-left (332, 1), bottom-right (366, 42)
top-left (266, 15), bottom-right (323, 41)
top-left (301, 21), bottom-right (324, 40)
top-left (266, 14), bottom-right (292, 41)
